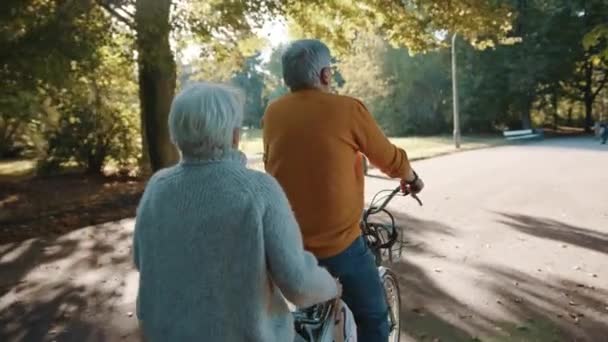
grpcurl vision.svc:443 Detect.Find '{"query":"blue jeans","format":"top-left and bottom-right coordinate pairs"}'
top-left (318, 237), bottom-right (389, 342)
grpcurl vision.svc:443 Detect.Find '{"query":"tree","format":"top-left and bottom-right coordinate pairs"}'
top-left (0, 0), bottom-right (109, 157)
top-left (97, 0), bottom-right (281, 171)
top-left (262, 44), bottom-right (290, 104)
top-left (287, 0), bottom-right (515, 54)
top-left (133, 0), bottom-right (177, 171)
top-left (575, 2), bottom-right (608, 131)
top-left (97, 0), bottom-right (519, 171)
top-left (231, 54), bottom-right (266, 128)
top-left (454, 0), bottom-right (603, 131)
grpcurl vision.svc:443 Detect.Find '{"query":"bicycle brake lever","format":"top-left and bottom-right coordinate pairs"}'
top-left (411, 193), bottom-right (423, 206)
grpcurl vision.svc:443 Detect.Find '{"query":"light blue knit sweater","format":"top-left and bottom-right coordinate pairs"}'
top-left (133, 150), bottom-right (338, 342)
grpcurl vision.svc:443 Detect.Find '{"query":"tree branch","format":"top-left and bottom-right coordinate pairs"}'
top-left (592, 69), bottom-right (608, 99)
top-left (96, 0), bottom-right (135, 29)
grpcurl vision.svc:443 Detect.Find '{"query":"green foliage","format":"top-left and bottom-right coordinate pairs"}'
top-left (231, 54), bottom-right (266, 128)
top-left (336, 32), bottom-right (451, 135)
top-left (0, 90), bottom-right (39, 158)
top-left (584, 24), bottom-right (608, 62)
top-left (286, 0), bottom-right (515, 54)
top-left (322, 0), bottom-right (608, 134)
top-left (4, 0), bottom-right (608, 177)
top-left (0, 0), bottom-right (111, 158)
top-left (39, 33), bottom-right (141, 174)
top-left (42, 99), bottom-right (139, 174)
top-left (262, 44), bottom-right (290, 103)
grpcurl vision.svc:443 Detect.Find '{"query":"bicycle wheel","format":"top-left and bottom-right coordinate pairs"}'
top-left (382, 269), bottom-right (401, 342)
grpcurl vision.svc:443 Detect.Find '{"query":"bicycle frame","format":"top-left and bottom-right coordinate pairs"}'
top-left (361, 186), bottom-right (422, 265)
top-left (294, 185), bottom-right (422, 342)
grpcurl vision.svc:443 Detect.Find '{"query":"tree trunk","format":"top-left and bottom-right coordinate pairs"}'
top-left (520, 97), bottom-right (532, 130)
top-left (135, 0), bottom-right (178, 172)
top-left (584, 94), bottom-right (594, 133)
top-left (521, 110), bottom-right (532, 130)
top-left (552, 89), bottom-right (559, 130)
top-left (583, 62), bottom-right (594, 133)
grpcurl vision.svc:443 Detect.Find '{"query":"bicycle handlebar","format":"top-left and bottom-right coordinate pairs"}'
top-left (366, 185), bottom-right (423, 216)
top-left (361, 184), bottom-right (423, 251)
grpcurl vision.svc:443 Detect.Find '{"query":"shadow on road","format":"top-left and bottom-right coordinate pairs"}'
top-left (390, 213), bottom-right (608, 341)
top-left (496, 212), bottom-right (608, 255)
top-left (2, 210), bottom-right (607, 341)
top-left (0, 222), bottom-right (138, 342)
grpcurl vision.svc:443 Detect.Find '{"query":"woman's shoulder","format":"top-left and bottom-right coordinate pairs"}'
top-left (146, 165), bottom-right (181, 187)
top-left (241, 168), bottom-right (283, 197)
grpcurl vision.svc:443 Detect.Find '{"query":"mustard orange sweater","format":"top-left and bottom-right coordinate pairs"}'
top-left (262, 89), bottom-right (413, 258)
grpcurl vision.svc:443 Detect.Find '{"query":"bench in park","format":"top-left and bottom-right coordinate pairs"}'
top-left (502, 129), bottom-right (544, 141)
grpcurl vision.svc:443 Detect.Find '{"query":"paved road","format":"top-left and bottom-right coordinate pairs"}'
top-left (1, 137), bottom-right (606, 341)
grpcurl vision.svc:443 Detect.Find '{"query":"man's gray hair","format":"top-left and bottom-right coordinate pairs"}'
top-left (169, 82), bottom-right (244, 159)
top-left (282, 39), bottom-right (332, 91)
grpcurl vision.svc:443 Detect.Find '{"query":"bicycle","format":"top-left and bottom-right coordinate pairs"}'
top-left (294, 185), bottom-right (422, 342)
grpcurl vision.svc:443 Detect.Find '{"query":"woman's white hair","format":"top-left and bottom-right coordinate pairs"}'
top-left (282, 39), bottom-right (332, 91)
top-left (169, 82), bottom-right (244, 159)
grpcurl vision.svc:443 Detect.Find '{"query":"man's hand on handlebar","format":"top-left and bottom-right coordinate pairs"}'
top-left (402, 170), bottom-right (424, 194)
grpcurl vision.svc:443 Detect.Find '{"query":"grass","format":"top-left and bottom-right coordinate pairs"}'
top-left (389, 135), bottom-right (504, 161)
top-left (239, 128), bottom-right (264, 156)
top-left (0, 159), bottom-right (36, 180)
top-left (239, 128), bottom-right (504, 161)
top-left (0, 132), bottom-right (503, 179)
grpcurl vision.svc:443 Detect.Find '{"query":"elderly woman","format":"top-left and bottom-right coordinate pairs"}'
top-left (133, 82), bottom-right (339, 341)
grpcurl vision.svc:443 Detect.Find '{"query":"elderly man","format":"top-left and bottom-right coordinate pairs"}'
top-left (263, 40), bottom-right (424, 341)
top-left (133, 82), bottom-right (339, 341)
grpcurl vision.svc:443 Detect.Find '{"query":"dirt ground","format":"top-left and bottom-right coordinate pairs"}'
top-left (1, 137), bottom-right (607, 342)
top-left (0, 174), bottom-right (144, 244)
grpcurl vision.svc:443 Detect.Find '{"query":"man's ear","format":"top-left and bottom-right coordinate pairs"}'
top-left (320, 67), bottom-right (332, 86)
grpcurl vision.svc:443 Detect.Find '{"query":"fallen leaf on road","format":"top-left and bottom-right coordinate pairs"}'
top-left (412, 308), bottom-right (425, 316)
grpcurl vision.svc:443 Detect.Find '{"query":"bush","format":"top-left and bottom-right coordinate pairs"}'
top-left (40, 99), bottom-right (140, 175)
top-left (0, 90), bottom-right (40, 158)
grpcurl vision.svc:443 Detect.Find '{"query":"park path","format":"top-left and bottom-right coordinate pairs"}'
top-left (1, 137), bottom-right (607, 341)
